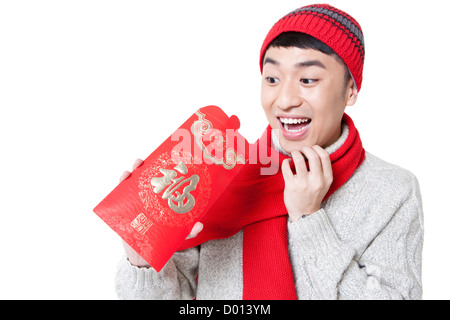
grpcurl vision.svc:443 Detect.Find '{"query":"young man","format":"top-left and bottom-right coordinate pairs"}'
top-left (115, 4), bottom-right (423, 299)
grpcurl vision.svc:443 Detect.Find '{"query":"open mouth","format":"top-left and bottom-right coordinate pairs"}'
top-left (279, 117), bottom-right (312, 133)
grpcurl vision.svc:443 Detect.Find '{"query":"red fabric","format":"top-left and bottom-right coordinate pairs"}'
top-left (179, 113), bottom-right (365, 299)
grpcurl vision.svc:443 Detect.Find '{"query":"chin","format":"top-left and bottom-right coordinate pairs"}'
top-left (277, 136), bottom-right (310, 155)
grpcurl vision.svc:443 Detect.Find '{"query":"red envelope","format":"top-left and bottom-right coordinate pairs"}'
top-left (94, 105), bottom-right (248, 271)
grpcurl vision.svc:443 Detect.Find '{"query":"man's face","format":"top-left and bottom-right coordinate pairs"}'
top-left (261, 46), bottom-right (357, 154)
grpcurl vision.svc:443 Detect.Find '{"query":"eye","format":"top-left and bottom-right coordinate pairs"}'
top-left (300, 79), bottom-right (317, 85)
top-left (265, 77), bottom-right (280, 85)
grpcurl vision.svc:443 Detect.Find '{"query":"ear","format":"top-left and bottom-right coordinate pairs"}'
top-left (345, 79), bottom-right (359, 107)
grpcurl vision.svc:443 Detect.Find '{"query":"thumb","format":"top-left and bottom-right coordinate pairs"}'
top-left (186, 222), bottom-right (204, 239)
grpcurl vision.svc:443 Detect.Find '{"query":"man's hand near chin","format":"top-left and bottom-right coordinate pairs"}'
top-left (281, 145), bottom-right (333, 222)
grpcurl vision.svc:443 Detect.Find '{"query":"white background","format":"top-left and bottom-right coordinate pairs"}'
top-left (0, 0), bottom-right (448, 299)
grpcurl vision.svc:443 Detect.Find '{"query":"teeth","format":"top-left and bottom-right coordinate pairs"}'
top-left (283, 123), bottom-right (310, 133)
top-left (279, 117), bottom-right (311, 133)
top-left (280, 117), bottom-right (310, 124)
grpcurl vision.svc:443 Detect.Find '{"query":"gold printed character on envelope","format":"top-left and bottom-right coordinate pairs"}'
top-left (130, 213), bottom-right (153, 235)
top-left (151, 161), bottom-right (200, 214)
top-left (191, 110), bottom-right (246, 170)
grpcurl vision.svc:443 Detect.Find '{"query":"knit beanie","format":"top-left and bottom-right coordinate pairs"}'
top-left (260, 4), bottom-right (365, 91)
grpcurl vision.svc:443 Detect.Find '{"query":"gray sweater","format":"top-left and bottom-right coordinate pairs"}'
top-left (114, 127), bottom-right (424, 300)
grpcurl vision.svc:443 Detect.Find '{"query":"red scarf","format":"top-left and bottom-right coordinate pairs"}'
top-left (178, 113), bottom-right (365, 299)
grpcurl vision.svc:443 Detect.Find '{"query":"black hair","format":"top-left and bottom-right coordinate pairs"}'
top-left (265, 32), bottom-right (352, 85)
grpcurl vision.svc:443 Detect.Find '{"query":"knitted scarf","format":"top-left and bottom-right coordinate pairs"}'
top-left (178, 113), bottom-right (365, 299)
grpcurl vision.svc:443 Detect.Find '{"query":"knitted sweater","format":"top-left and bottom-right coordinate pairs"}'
top-left (114, 127), bottom-right (424, 300)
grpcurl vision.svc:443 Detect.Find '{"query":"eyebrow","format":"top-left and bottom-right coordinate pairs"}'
top-left (295, 60), bottom-right (326, 69)
top-left (263, 57), bottom-right (327, 69)
top-left (263, 57), bottom-right (280, 66)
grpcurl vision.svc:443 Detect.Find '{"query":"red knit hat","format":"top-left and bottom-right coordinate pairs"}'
top-left (260, 4), bottom-right (365, 91)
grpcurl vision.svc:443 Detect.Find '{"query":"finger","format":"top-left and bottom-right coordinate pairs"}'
top-left (132, 158), bottom-right (144, 170)
top-left (312, 145), bottom-right (333, 183)
top-left (291, 150), bottom-right (308, 176)
top-left (300, 146), bottom-right (321, 174)
top-left (186, 222), bottom-right (203, 239)
top-left (120, 170), bottom-right (131, 182)
top-left (281, 158), bottom-right (294, 181)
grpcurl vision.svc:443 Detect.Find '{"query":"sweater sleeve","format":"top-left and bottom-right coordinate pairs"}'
top-left (287, 173), bottom-right (424, 300)
top-left (115, 246), bottom-right (199, 300)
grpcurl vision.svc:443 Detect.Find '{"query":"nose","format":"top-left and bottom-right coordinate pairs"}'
top-left (276, 80), bottom-right (303, 111)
